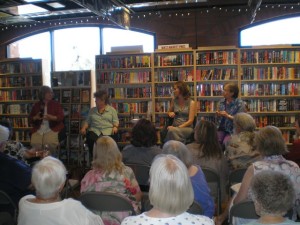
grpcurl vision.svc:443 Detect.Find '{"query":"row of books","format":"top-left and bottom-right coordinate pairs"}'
top-left (197, 83), bottom-right (224, 97)
top-left (63, 104), bottom-right (90, 118)
top-left (195, 68), bottom-right (238, 81)
top-left (241, 83), bottom-right (299, 96)
top-left (0, 103), bottom-right (32, 114)
top-left (0, 76), bottom-right (42, 87)
top-left (107, 87), bottom-right (152, 99)
top-left (12, 130), bottom-right (31, 142)
top-left (253, 115), bottom-right (296, 128)
top-left (0, 89), bottom-right (39, 101)
top-left (240, 50), bottom-right (300, 64)
top-left (244, 99), bottom-right (300, 112)
top-left (196, 51), bottom-right (237, 65)
top-left (0, 61), bottom-right (41, 74)
top-left (111, 101), bottom-right (150, 113)
top-left (197, 100), bottom-right (219, 112)
top-left (155, 54), bottom-right (193, 67)
top-left (54, 89), bottom-right (90, 104)
top-left (154, 69), bottom-right (194, 82)
top-left (52, 72), bottom-right (91, 87)
top-left (98, 71), bottom-right (151, 84)
top-left (155, 84), bottom-right (194, 97)
top-left (9, 117), bottom-right (29, 128)
top-left (241, 66), bottom-right (300, 80)
top-left (96, 55), bottom-right (151, 69)
top-left (155, 101), bottom-right (171, 113)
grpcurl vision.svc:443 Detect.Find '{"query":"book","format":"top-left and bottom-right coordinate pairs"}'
top-left (72, 89), bottom-right (80, 103)
top-left (62, 90), bottom-right (71, 103)
top-left (81, 89), bottom-right (90, 103)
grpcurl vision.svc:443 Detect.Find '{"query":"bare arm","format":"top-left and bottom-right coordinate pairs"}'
top-left (233, 165), bottom-right (254, 204)
top-left (168, 99), bottom-right (175, 118)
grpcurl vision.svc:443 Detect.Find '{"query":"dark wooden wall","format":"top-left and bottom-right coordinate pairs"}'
top-left (0, 7), bottom-right (299, 58)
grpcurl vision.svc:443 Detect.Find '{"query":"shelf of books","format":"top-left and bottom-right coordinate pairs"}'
top-left (0, 58), bottom-right (43, 145)
top-left (51, 70), bottom-right (92, 159)
top-left (239, 46), bottom-right (300, 144)
top-left (195, 46), bottom-right (239, 123)
top-left (95, 53), bottom-right (153, 147)
top-left (154, 49), bottom-right (195, 129)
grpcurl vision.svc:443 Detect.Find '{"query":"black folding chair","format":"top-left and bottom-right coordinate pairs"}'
top-left (228, 168), bottom-right (247, 196)
top-left (0, 190), bottom-right (18, 224)
top-left (78, 191), bottom-right (136, 215)
top-left (125, 163), bottom-right (150, 192)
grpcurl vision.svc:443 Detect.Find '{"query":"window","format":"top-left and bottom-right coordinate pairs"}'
top-left (7, 32), bottom-right (51, 85)
top-left (239, 15), bottom-right (300, 47)
top-left (102, 28), bottom-right (155, 54)
top-left (53, 27), bottom-right (100, 71)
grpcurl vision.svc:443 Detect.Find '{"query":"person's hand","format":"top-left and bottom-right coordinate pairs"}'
top-left (43, 114), bottom-right (57, 121)
top-left (34, 112), bottom-right (43, 121)
top-left (112, 127), bottom-right (118, 134)
top-left (167, 126), bottom-right (175, 130)
top-left (216, 110), bottom-right (228, 118)
top-left (168, 112), bottom-right (175, 118)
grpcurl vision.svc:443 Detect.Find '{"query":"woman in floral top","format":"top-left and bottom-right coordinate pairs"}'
top-left (81, 136), bottom-right (142, 225)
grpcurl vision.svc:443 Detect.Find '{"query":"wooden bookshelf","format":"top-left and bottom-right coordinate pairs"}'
top-left (51, 70), bottom-right (92, 158)
top-left (0, 58), bottom-right (45, 145)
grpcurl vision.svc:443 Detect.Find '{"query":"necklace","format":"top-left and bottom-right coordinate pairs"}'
top-left (30, 195), bottom-right (60, 204)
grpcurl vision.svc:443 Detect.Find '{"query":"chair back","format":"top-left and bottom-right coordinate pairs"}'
top-left (201, 167), bottom-right (222, 215)
top-left (228, 168), bottom-right (247, 196)
top-left (125, 163), bottom-right (150, 192)
top-left (78, 191), bottom-right (136, 215)
top-left (229, 200), bottom-right (258, 225)
top-left (0, 190), bottom-right (18, 223)
top-left (187, 201), bottom-right (203, 215)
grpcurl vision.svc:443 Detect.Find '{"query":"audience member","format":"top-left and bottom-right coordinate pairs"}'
top-left (216, 82), bottom-right (246, 147)
top-left (81, 136), bottom-right (142, 225)
top-left (245, 170), bottom-right (297, 225)
top-left (233, 126), bottom-right (300, 221)
top-left (186, 120), bottom-right (229, 201)
top-left (80, 90), bottom-right (119, 160)
top-left (225, 113), bottom-right (261, 171)
top-left (29, 85), bottom-right (64, 155)
top-left (0, 125), bottom-right (33, 206)
top-left (18, 156), bottom-right (103, 225)
top-left (121, 154), bottom-right (214, 225)
top-left (162, 140), bottom-right (214, 218)
top-left (0, 120), bottom-right (48, 165)
top-left (122, 118), bottom-right (161, 166)
top-left (163, 81), bottom-right (196, 143)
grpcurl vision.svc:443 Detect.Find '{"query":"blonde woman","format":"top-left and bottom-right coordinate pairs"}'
top-left (81, 136), bottom-right (142, 225)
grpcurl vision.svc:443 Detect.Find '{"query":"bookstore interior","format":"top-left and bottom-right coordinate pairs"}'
top-left (0, 0), bottom-right (299, 163)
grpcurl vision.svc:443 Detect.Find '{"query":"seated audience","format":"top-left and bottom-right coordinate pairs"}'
top-left (225, 113), bottom-right (261, 171)
top-left (162, 140), bottom-right (215, 218)
top-left (186, 120), bottom-right (229, 201)
top-left (81, 136), bottom-right (142, 225)
top-left (18, 156), bottom-right (103, 225)
top-left (0, 125), bottom-right (33, 206)
top-left (122, 118), bottom-right (161, 166)
top-left (245, 170), bottom-right (297, 225)
top-left (233, 126), bottom-right (300, 222)
top-left (121, 154), bottom-right (214, 225)
top-left (0, 120), bottom-right (48, 165)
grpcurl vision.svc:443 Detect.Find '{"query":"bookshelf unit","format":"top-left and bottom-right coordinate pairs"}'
top-left (93, 46), bottom-right (299, 146)
top-left (95, 53), bottom-right (153, 146)
top-left (195, 46), bottom-right (239, 124)
top-left (0, 58), bottom-right (44, 145)
top-left (239, 46), bottom-right (300, 144)
top-left (153, 49), bottom-right (195, 130)
top-left (51, 70), bottom-right (92, 160)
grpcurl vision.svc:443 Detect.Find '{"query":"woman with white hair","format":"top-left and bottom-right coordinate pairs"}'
top-left (245, 170), bottom-right (297, 225)
top-left (121, 154), bottom-right (214, 225)
top-left (225, 112), bottom-right (261, 171)
top-left (18, 156), bottom-right (103, 225)
top-left (162, 140), bottom-right (214, 218)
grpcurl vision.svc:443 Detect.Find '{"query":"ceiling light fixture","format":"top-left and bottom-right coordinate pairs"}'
top-left (46, 2), bottom-right (66, 9)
